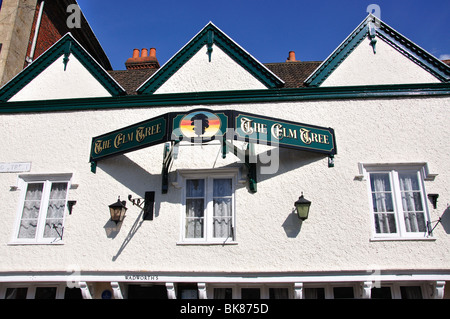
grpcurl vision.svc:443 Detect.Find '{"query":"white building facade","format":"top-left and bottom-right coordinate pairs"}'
top-left (0, 16), bottom-right (449, 300)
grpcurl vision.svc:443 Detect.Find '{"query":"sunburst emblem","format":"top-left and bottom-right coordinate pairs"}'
top-left (180, 111), bottom-right (221, 138)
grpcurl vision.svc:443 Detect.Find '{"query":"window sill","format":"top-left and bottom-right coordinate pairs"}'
top-left (7, 241), bottom-right (64, 246)
top-left (370, 237), bottom-right (435, 242)
top-left (177, 241), bottom-right (238, 246)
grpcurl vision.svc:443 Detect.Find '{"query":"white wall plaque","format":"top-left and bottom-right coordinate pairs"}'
top-left (0, 162), bottom-right (31, 173)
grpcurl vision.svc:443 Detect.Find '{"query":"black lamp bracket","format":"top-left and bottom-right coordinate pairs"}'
top-left (427, 204), bottom-right (449, 236)
top-left (428, 218), bottom-right (442, 236)
top-left (128, 192), bottom-right (155, 221)
top-left (128, 195), bottom-right (144, 208)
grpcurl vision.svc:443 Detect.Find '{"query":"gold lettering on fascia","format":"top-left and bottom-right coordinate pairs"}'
top-left (94, 139), bottom-right (111, 154)
top-left (240, 117), bottom-right (330, 145)
top-left (114, 132), bottom-right (134, 148)
top-left (136, 123), bottom-right (162, 143)
top-left (240, 117), bottom-right (267, 134)
top-left (299, 128), bottom-right (329, 145)
top-left (94, 123), bottom-right (162, 155)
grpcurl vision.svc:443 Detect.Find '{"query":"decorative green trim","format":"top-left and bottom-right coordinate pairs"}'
top-left (328, 155), bottom-right (335, 168)
top-left (0, 83), bottom-right (448, 114)
top-left (376, 22), bottom-right (450, 83)
top-left (207, 29), bottom-right (214, 62)
top-left (161, 142), bottom-right (172, 194)
top-left (137, 22), bottom-right (284, 94)
top-left (90, 161), bottom-right (97, 174)
top-left (305, 20), bottom-right (369, 87)
top-left (63, 41), bottom-right (72, 71)
top-left (0, 33), bottom-right (125, 102)
top-left (368, 21), bottom-right (377, 54)
top-left (305, 15), bottom-right (450, 87)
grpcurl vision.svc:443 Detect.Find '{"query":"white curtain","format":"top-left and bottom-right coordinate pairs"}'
top-left (185, 179), bottom-right (205, 238)
top-left (370, 174), bottom-right (396, 234)
top-left (44, 182), bottom-right (68, 238)
top-left (18, 183), bottom-right (44, 239)
top-left (185, 199), bottom-right (204, 238)
top-left (185, 179), bottom-right (233, 239)
top-left (213, 179), bottom-right (232, 238)
top-left (399, 174), bottom-right (425, 232)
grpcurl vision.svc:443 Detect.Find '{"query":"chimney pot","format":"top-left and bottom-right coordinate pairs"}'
top-left (287, 51), bottom-right (297, 62)
top-left (125, 47), bottom-right (160, 70)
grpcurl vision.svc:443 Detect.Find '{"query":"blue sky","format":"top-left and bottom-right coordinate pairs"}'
top-left (76, 0), bottom-right (450, 70)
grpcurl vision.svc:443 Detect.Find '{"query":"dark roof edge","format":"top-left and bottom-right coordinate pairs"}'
top-left (54, 0), bottom-right (113, 70)
top-left (0, 33), bottom-right (125, 101)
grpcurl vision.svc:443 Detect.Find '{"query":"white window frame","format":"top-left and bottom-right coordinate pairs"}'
top-left (0, 283), bottom-right (68, 299)
top-left (177, 168), bottom-right (238, 245)
top-left (10, 174), bottom-right (72, 245)
top-left (303, 283), bottom-right (359, 299)
top-left (370, 282), bottom-right (431, 299)
top-left (361, 164), bottom-right (432, 240)
top-left (206, 283), bottom-right (294, 299)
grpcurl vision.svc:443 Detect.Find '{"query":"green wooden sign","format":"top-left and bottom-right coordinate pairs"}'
top-left (90, 115), bottom-right (167, 162)
top-left (234, 111), bottom-right (336, 155)
top-left (90, 109), bottom-right (336, 165)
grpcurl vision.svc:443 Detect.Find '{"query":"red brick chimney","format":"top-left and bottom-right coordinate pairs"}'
top-left (125, 48), bottom-right (160, 70)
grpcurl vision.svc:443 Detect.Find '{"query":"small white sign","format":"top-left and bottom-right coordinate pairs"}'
top-left (0, 162), bottom-right (31, 173)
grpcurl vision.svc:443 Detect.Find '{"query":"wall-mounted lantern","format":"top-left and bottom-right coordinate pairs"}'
top-left (109, 197), bottom-right (127, 224)
top-left (294, 193), bottom-right (311, 221)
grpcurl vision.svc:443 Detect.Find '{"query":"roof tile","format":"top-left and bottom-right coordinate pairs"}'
top-left (107, 61), bottom-right (322, 94)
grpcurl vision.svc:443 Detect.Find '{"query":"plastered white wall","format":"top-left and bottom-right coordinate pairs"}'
top-left (9, 54), bottom-right (112, 101)
top-left (0, 97), bottom-right (449, 275)
top-left (321, 37), bottom-right (441, 86)
top-left (154, 44), bottom-right (267, 94)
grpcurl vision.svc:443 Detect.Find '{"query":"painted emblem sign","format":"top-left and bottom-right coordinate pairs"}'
top-left (179, 111), bottom-right (221, 138)
top-left (172, 110), bottom-right (228, 142)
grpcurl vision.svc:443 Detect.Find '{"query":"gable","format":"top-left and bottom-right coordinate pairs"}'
top-left (9, 54), bottom-right (112, 101)
top-left (321, 36), bottom-right (441, 86)
top-left (305, 15), bottom-right (450, 87)
top-left (153, 44), bottom-right (267, 94)
top-left (137, 22), bottom-right (284, 94)
top-left (0, 33), bottom-right (125, 102)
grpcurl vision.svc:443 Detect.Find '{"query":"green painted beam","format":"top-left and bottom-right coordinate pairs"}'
top-left (0, 83), bottom-right (448, 114)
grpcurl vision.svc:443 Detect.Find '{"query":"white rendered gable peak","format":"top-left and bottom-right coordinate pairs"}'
top-left (137, 22), bottom-right (284, 94)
